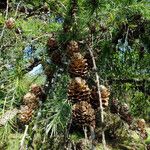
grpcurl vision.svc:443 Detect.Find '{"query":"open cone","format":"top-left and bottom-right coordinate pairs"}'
top-left (23, 92), bottom-right (39, 109)
top-left (18, 105), bottom-right (33, 124)
top-left (68, 53), bottom-right (88, 78)
top-left (66, 41), bottom-right (79, 57)
top-left (68, 77), bottom-right (90, 104)
top-left (72, 101), bottom-right (95, 128)
top-left (90, 85), bottom-right (110, 109)
top-left (30, 84), bottom-right (46, 101)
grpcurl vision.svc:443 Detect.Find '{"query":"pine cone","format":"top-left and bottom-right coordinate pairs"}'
top-left (5, 18), bottom-right (15, 29)
top-left (100, 85), bottom-right (110, 108)
top-left (51, 50), bottom-right (62, 66)
top-left (120, 113), bottom-right (133, 125)
top-left (84, 52), bottom-right (93, 69)
top-left (30, 84), bottom-right (46, 101)
top-left (90, 86), bottom-right (99, 109)
top-left (119, 104), bottom-right (133, 125)
top-left (18, 105), bottom-right (33, 124)
top-left (47, 37), bottom-right (58, 55)
top-left (137, 119), bottom-right (146, 130)
top-left (72, 101), bottom-right (95, 128)
top-left (76, 139), bottom-right (89, 150)
top-left (119, 103), bottom-right (129, 115)
top-left (68, 53), bottom-right (88, 78)
top-left (102, 97), bottom-right (109, 108)
top-left (136, 119), bottom-right (148, 139)
top-left (68, 77), bottom-right (90, 104)
top-left (100, 85), bottom-right (110, 98)
top-left (140, 130), bottom-right (148, 140)
top-left (66, 41), bottom-right (79, 57)
top-left (23, 92), bottom-right (39, 109)
top-left (76, 140), bottom-right (85, 150)
top-left (90, 85), bottom-right (110, 109)
top-left (110, 99), bottom-right (120, 114)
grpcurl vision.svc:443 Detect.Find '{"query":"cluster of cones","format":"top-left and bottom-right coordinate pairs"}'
top-left (110, 99), bottom-right (148, 139)
top-left (18, 37), bottom-right (61, 124)
top-left (18, 84), bottom-right (46, 124)
top-left (67, 40), bottom-right (110, 129)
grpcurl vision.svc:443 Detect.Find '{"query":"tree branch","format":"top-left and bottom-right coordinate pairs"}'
top-left (14, 1), bottom-right (22, 19)
top-left (87, 35), bottom-right (107, 150)
top-left (20, 125), bottom-right (29, 150)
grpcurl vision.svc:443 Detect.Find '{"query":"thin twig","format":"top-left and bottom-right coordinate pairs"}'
top-left (30, 33), bottom-right (52, 43)
top-left (20, 125), bottom-right (29, 150)
top-left (14, 1), bottom-right (22, 19)
top-left (87, 35), bottom-right (107, 150)
top-left (57, 1), bottom-right (67, 11)
top-left (90, 126), bottom-right (96, 150)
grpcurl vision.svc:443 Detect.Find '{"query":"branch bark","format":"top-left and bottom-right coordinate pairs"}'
top-left (20, 125), bottom-right (29, 150)
top-left (87, 35), bottom-right (107, 150)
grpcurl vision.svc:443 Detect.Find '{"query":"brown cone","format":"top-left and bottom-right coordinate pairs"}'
top-left (51, 50), bottom-right (62, 66)
top-left (90, 85), bottom-right (110, 109)
top-left (30, 84), bottom-right (46, 101)
top-left (66, 41), bottom-right (79, 57)
top-left (102, 97), bottom-right (109, 108)
top-left (5, 18), bottom-right (15, 29)
top-left (84, 52), bottom-right (93, 69)
top-left (68, 53), bottom-right (88, 78)
top-left (100, 85), bottom-right (110, 98)
top-left (110, 99), bottom-right (120, 114)
top-left (76, 140), bottom-right (85, 150)
top-left (136, 119), bottom-right (148, 139)
top-left (137, 119), bottom-right (146, 130)
top-left (18, 105), bottom-right (33, 124)
top-left (47, 37), bottom-right (58, 55)
top-left (72, 101), bottom-right (95, 128)
top-left (68, 77), bottom-right (90, 104)
top-left (119, 103), bottom-right (133, 125)
top-left (23, 92), bottom-right (39, 109)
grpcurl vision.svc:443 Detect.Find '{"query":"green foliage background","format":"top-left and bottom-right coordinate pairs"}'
top-left (0, 0), bottom-right (150, 149)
